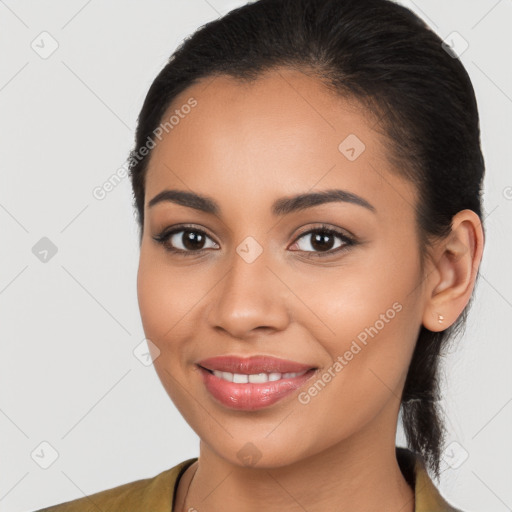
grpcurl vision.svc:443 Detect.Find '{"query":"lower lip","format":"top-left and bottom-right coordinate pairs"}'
top-left (198, 366), bottom-right (317, 411)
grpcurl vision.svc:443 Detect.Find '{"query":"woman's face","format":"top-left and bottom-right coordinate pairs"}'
top-left (137, 68), bottom-right (428, 467)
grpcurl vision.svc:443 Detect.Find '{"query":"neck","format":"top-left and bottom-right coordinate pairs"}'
top-left (177, 406), bottom-right (415, 512)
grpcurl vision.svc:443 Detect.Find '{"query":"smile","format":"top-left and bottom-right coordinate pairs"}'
top-left (210, 369), bottom-right (309, 383)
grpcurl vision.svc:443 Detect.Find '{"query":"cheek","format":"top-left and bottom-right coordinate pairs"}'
top-left (137, 258), bottom-right (165, 339)
top-left (294, 264), bottom-right (416, 350)
top-left (293, 299), bottom-right (419, 456)
top-left (136, 254), bottom-right (197, 405)
top-left (299, 241), bottom-right (422, 392)
top-left (136, 251), bottom-right (186, 347)
top-left (324, 236), bottom-right (420, 331)
top-left (136, 249), bottom-right (198, 339)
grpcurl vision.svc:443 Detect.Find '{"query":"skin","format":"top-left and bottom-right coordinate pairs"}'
top-left (136, 67), bottom-right (484, 512)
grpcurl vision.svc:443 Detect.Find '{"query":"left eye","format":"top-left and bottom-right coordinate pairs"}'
top-left (290, 227), bottom-right (354, 255)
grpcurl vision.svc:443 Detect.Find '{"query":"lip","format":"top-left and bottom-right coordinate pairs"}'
top-left (198, 365), bottom-right (317, 411)
top-left (196, 355), bottom-right (316, 374)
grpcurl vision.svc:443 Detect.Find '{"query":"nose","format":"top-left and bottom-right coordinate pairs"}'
top-left (206, 247), bottom-right (290, 339)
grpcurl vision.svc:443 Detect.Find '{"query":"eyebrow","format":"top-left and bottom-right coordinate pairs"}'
top-left (148, 188), bottom-right (376, 216)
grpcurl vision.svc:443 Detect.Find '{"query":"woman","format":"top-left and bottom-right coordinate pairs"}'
top-left (34, 0), bottom-right (485, 510)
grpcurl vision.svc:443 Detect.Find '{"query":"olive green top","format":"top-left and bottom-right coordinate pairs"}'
top-left (33, 447), bottom-right (463, 511)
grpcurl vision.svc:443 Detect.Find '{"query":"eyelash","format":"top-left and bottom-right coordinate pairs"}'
top-left (152, 223), bottom-right (356, 259)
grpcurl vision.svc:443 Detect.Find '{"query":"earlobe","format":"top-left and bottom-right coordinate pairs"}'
top-left (422, 209), bottom-right (484, 332)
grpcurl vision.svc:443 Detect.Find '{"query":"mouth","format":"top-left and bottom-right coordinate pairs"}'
top-left (196, 364), bottom-right (318, 411)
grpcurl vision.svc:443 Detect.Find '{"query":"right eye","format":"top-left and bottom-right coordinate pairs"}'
top-left (152, 225), bottom-right (219, 256)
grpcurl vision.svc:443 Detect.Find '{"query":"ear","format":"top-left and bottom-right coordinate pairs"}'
top-left (422, 209), bottom-right (485, 332)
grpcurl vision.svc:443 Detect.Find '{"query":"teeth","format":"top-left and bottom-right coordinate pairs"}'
top-left (211, 370), bottom-right (308, 383)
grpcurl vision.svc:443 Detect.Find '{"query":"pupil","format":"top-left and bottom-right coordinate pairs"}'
top-left (183, 230), bottom-right (204, 250)
top-left (312, 232), bottom-right (334, 251)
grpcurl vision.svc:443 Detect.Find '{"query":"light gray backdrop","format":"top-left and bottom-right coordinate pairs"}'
top-left (1, 1), bottom-right (511, 511)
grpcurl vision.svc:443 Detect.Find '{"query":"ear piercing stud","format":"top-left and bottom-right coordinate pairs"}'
top-left (438, 314), bottom-right (444, 323)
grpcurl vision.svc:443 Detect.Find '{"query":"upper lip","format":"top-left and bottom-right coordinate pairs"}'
top-left (197, 355), bottom-right (316, 374)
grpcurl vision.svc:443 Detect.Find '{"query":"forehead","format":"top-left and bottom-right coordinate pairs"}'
top-left (144, 68), bottom-right (416, 218)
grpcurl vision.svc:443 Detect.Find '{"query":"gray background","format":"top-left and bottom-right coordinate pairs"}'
top-left (1, 1), bottom-right (511, 511)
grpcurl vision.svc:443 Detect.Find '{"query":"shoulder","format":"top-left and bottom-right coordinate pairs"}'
top-left (31, 458), bottom-right (198, 512)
